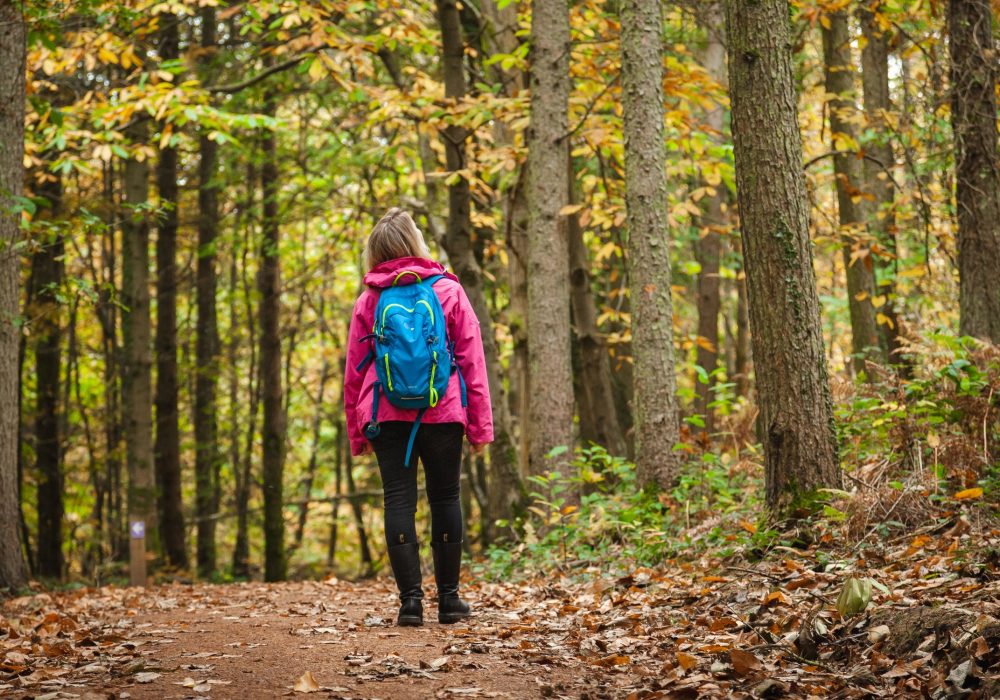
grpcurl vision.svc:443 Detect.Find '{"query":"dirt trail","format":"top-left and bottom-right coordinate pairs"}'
top-left (5, 577), bottom-right (590, 700)
top-left (5, 546), bottom-right (1000, 699)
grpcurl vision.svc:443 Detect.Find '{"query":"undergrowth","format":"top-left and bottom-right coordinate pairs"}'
top-left (481, 333), bottom-right (999, 581)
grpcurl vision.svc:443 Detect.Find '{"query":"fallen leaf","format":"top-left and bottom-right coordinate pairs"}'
top-left (730, 649), bottom-right (763, 676)
top-left (292, 671), bottom-right (320, 693)
top-left (676, 651), bottom-right (698, 670)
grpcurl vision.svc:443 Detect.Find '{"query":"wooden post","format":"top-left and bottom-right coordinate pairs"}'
top-left (129, 518), bottom-right (146, 586)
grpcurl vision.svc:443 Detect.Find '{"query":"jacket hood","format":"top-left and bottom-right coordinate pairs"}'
top-left (363, 256), bottom-right (456, 288)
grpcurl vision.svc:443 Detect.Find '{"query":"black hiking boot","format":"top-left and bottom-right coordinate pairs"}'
top-left (432, 540), bottom-right (471, 624)
top-left (387, 541), bottom-right (424, 627)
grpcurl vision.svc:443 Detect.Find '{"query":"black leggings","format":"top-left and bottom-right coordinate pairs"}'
top-left (371, 421), bottom-right (465, 547)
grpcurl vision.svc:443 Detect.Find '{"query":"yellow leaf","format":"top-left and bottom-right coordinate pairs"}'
top-left (559, 203), bottom-right (585, 216)
top-left (854, 291), bottom-right (869, 301)
top-left (870, 295), bottom-right (886, 308)
top-left (308, 58), bottom-right (326, 82)
top-left (876, 313), bottom-right (893, 328)
top-left (954, 488), bottom-right (983, 501)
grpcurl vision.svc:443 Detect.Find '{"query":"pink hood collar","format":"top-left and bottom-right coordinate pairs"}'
top-left (363, 256), bottom-right (457, 288)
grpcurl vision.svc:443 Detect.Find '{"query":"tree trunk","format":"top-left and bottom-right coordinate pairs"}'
top-left (327, 422), bottom-right (344, 568)
top-left (480, 0), bottom-right (530, 479)
top-left (620, 0), bottom-right (682, 489)
top-left (822, 11), bottom-right (881, 374)
top-left (725, 0), bottom-right (841, 508)
top-left (343, 447), bottom-right (374, 577)
top-left (259, 87), bottom-right (286, 582)
top-left (99, 161), bottom-right (125, 561)
top-left (122, 118), bottom-right (157, 571)
top-left (154, 12), bottom-right (187, 570)
top-left (948, 0), bottom-right (1000, 343)
top-left (435, 0), bottom-right (523, 539)
top-left (232, 164), bottom-right (258, 579)
top-left (694, 1), bottom-right (729, 432)
top-left (195, 6), bottom-right (221, 578)
top-left (295, 360), bottom-right (329, 549)
top-left (0, 0), bottom-right (27, 589)
top-left (31, 166), bottom-right (64, 579)
top-left (859, 2), bottom-right (907, 372)
top-left (567, 153), bottom-right (625, 455)
top-left (526, 0), bottom-right (574, 474)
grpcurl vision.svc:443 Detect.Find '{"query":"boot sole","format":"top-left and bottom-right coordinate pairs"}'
top-left (398, 615), bottom-right (423, 627)
top-left (438, 612), bottom-right (471, 624)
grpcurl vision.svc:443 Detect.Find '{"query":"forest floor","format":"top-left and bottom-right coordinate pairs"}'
top-left (3, 522), bottom-right (1000, 699)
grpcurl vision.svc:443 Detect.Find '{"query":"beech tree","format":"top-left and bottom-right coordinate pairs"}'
top-left (726, 0), bottom-right (840, 507)
top-left (948, 0), bottom-right (1000, 343)
top-left (620, 0), bottom-right (681, 489)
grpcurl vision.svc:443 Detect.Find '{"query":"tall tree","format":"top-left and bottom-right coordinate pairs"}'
top-left (693, 0), bottom-right (729, 431)
top-left (620, 0), bottom-right (681, 489)
top-left (195, 6), bottom-right (221, 578)
top-left (822, 10), bottom-right (881, 374)
top-left (725, 0), bottom-right (840, 507)
top-left (154, 12), bottom-right (187, 569)
top-left (948, 0), bottom-right (1000, 343)
top-left (122, 117), bottom-right (157, 574)
top-left (31, 164), bottom-right (64, 578)
top-left (0, 0), bottom-right (27, 590)
top-left (859, 1), bottom-right (906, 370)
top-left (259, 81), bottom-right (286, 582)
top-left (525, 0), bottom-right (574, 474)
top-left (435, 0), bottom-right (524, 533)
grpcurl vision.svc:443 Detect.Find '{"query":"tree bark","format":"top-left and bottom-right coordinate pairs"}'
top-left (734, 272), bottom-right (751, 399)
top-left (725, 0), bottom-right (841, 508)
top-left (259, 86), bottom-right (286, 582)
top-left (154, 11), bottom-right (187, 569)
top-left (620, 0), bottom-right (682, 489)
top-left (122, 118), bottom-right (157, 568)
top-left (859, 2), bottom-right (906, 371)
top-left (436, 0), bottom-right (523, 538)
top-left (526, 0), bottom-right (574, 474)
top-left (31, 165), bottom-right (64, 578)
top-left (567, 153), bottom-right (625, 455)
top-left (232, 162), bottom-right (258, 579)
top-left (694, 0), bottom-right (729, 432)
top-left (948, 0), bottom-right (1000, 343)
top-left (0, 0), bottom-right (28, 589)
top-left (195, 6), bottom-right (221, 578)
top-left (822, 11), bottom-right (881, 375)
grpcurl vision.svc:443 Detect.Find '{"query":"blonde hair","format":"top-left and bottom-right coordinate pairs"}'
top-left (363, 208), bottom-right (431, 270)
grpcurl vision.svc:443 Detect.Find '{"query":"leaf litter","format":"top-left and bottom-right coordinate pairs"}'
top-left (1, 518), bottom-right (997, 698)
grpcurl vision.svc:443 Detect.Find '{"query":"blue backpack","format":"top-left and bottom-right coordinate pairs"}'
top-left (356, 272), bottom-right (466, 466)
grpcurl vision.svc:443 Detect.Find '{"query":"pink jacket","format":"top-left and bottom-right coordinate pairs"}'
top-left (344, 256), bottom-right (494, 456)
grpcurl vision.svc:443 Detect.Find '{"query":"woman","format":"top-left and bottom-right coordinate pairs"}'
top-left (343, 208), bottom-right (493, 626)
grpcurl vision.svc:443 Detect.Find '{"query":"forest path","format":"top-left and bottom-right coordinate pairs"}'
top-left (4, 543), bottom-right (1000, 699)
top-left (4, 576), bottom-right (595, 700)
